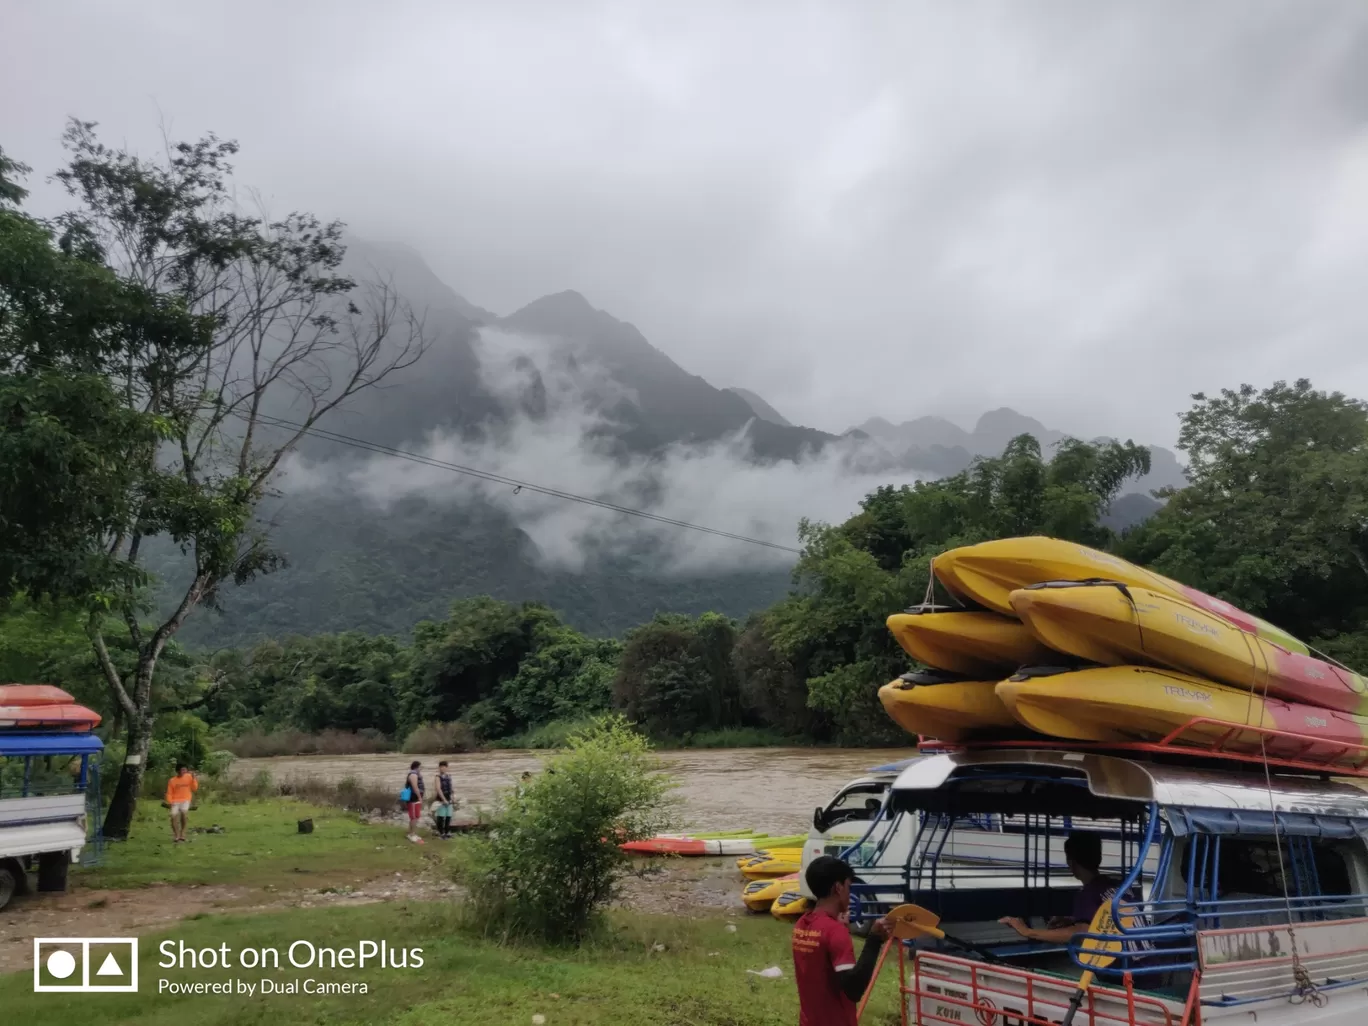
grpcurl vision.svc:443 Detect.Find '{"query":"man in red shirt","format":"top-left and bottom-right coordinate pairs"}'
top-left (792, 855), bottom-right (889, 1026)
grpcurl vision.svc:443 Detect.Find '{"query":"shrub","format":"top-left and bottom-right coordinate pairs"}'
top-left (402, 721), bottom-right (479, 754)
top-left (218, 728), bottom-right (393, 758)
top-left (462, 716), bottom-right (675, 944)
top-left (488, 716), bottom-right (603, 750)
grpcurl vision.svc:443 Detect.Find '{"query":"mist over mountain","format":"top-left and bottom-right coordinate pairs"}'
top-left (176, 240), bottom-right (1182, 647)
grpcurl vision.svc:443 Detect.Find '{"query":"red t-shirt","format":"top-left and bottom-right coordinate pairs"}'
top-left (792, 908), bottom-right (858, 1026)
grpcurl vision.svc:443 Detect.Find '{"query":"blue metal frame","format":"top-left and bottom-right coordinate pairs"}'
top-left (0, 731), bottom-right (104, 861)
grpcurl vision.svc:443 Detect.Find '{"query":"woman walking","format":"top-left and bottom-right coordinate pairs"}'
top-left (403, 761), bottom-right (425, 843)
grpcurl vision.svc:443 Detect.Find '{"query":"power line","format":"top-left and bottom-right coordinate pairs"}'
top-left (247, 412), bottom-right (805, 555)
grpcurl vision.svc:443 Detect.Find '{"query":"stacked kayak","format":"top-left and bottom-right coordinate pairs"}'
top-left (0, 684), bottom-right (101, 731)
top-left (878, 536), bottom-right (1368, 771)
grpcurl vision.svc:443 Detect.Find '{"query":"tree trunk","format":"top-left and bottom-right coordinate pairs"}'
top-left (101, 712), bottom-right (153, 840)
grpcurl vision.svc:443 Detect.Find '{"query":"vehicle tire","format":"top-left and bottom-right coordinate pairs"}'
top-left (37, 851), bottom-right (69, 893)
top-left (0, 865), bottom-right (17, 911)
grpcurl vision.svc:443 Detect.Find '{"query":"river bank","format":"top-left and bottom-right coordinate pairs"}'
top-left (230, 745), bottom-right (913, 835)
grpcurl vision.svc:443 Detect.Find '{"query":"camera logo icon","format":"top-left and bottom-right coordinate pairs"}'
top-left (33, 938), bottom-right (138, 993)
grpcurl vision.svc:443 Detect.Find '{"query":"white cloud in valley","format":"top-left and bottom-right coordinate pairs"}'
top-left (282, 329), bottom-right (922, 572)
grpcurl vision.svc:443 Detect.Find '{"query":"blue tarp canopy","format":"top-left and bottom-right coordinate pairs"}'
top-left (0, 733), bottom-right (104, 757)
top-left (1167, 806), bottom-right (1368, 840)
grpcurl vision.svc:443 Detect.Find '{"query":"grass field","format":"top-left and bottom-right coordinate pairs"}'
top-left (79, 797), bottom-right (428, 890)
top-left (3, 796), bottom-right (906, 1024)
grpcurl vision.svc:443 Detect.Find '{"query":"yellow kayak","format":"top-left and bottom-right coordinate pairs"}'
top-left (933, 536), bottom-right (1307, 654)
top-left (740, 851), bottom-right (803, 879)
top-left (878, 673), bottom-right (1031, 742)
top-left (771, 889), bottom-right (811, 919)
top-left (1010, 582), bottom-right (1368, 716)
top-left (743, 873), bottom-right (797, 911)
top-left (735, 842), bottom-right (805, 870)
top-left (886, 609), bottom-right (1056, 676)
top-left (996, 665), bottom-right (1368, 767)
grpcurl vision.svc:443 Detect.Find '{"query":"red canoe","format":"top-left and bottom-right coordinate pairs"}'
top-left (0, 684), bottom-right (76, 706)
top-left (620, 837), bottom-right (758, 856)
top-left (0, 703), bottom-right (102, 730)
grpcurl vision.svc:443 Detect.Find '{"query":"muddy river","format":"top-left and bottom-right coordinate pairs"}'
top-left (232, 746), bottom-right (914, 835)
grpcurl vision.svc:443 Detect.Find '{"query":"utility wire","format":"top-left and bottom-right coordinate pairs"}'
top-left (245, 411), bottom-right (805, 555)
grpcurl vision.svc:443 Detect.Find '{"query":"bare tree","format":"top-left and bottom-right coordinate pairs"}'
top-left (54, 120), bottom-right (429, 837)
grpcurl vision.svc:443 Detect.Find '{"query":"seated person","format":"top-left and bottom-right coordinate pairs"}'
top-left (998, 832), bottom-right (1130, 944)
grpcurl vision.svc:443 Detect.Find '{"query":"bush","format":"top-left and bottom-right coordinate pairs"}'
top-left (402, 721), bottom-right (479, 755)
top-left (462, 716), bottom-right (675, 944)
top-left (488, 716), bottom-right (603, 750)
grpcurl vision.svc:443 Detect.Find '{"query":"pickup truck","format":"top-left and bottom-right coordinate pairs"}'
top-left (0, 732), bottom-right (102, 910)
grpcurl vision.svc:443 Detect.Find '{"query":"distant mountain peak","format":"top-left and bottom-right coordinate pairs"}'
top-left (726, 387), bottom-right (792, 427)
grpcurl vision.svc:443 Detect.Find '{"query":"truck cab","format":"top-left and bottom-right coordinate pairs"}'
top-left (0, 733), bottom-right (102, 910)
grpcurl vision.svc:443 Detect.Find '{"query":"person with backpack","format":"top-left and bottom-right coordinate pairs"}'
top-left (402, 761), bottom-right (425, 843)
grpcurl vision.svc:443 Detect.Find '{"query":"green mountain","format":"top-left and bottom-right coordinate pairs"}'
top-left (169, 241), bottom-right (1171, 647)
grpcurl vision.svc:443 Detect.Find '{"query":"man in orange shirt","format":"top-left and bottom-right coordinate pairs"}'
top-left (166, 763), bottom-right (199, 843)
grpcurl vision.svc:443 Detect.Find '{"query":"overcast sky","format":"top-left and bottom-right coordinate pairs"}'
top-left (8, 1), bottom-right (1368, 446)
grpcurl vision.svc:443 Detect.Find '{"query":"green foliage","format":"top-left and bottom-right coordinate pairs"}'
top-left (462, 716), bottom-right (675, 944)
top-left (1121, 380), bottom-right (1368, 648)
top-left (613, 613), bottom-right (742, 737)
top-left (148, 711), bottom-right (213, 772)
top-left (401, 720), bottom-right (479, 754)
top-left (406, 598), bottom-right (562, 732)
top-left (0, 146), bottom-right (205, 604)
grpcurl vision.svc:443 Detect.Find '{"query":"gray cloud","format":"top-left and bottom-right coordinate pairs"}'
top-left (282, 327), bottom-right (922, 572)
top-left (7, 1), bottom-right (1368, 446)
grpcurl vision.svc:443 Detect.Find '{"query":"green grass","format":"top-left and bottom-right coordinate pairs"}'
top-left (81, 796), bottom-right (427, 890)
top-left (0, 902), bottom-right (905, 1025)
top-left (5, 796), bottom-right (906, 1023)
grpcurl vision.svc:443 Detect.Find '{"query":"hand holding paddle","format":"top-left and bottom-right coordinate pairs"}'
top-left (885, 904), bottom-right (1004, 963)
top-left (1060, 902), bottom-right (1126, 1026)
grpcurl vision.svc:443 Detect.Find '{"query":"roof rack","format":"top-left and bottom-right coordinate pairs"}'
top-left (918, 717), bottom-right (1368, 778)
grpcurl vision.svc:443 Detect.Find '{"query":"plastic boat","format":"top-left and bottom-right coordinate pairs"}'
top-left (878, 672), bottom-right (1033, 742)
top-left (621, 836), bottom-right (761, 856)
top-left (933, 536), bottom-right (1307, 653)
top-left (1010, 581), bottom-right (1368, 714)
top-left (770, 889), bottom-right (811, 918)
top-left (0, 703), bottom-right (101, 730)
top-left (742, 873), bottom-right (797, 912)
top-left (740, 851), bottom-right (803, 878)
top-left (996, 665), bottom-right (1368, 767)
top-left (886, 609), bottom-right (1055, 676)
top-left (0, 685), bottom-right (76, 707)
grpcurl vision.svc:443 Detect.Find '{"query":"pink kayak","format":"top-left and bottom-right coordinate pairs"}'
top-left (0, 684), bottom-right (76, 707)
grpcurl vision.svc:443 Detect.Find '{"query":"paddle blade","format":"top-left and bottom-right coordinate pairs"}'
top-left (887, 903), bottom-right (946, 940)
top-left (1076, 901), bottom-right (1128, 970)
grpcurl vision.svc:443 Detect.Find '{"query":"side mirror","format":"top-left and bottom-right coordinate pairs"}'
top-left (813, 806), bottom-right (826, 833)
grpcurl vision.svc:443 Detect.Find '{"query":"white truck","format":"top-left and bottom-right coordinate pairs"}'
top-left (0, 733), bottom-right (102, 910)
